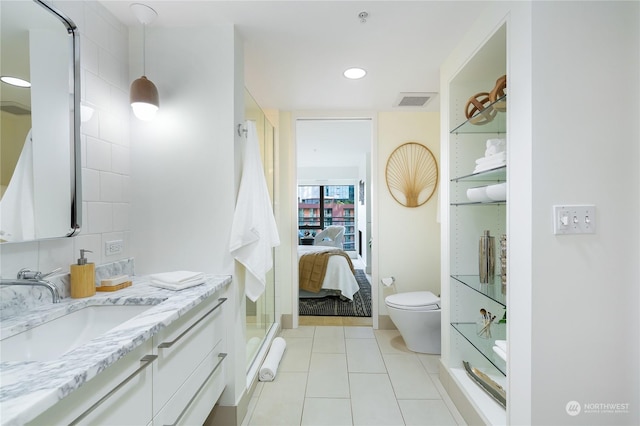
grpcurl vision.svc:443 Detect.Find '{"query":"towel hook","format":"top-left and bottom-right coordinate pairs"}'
top-left (237, 123), bottom-right (247, 137)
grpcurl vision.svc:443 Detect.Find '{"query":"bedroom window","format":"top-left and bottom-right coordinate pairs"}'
top-left (298, 185), bottom-right (355, 251)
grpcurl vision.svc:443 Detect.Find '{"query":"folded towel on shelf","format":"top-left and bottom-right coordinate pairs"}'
top-left (149, 271), bottom-right (205, 290)
top-left (259, 337), bottom-right (287, 382)
top-left (493, 345), bottom-right (507, 362)
top-left (475, 152), bottom-right (506, 165)
top-left (485, 138), bottom-right (506, 157)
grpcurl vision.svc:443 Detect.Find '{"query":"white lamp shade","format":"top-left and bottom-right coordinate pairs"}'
top-left (130, 75), bottom-right (159, 121)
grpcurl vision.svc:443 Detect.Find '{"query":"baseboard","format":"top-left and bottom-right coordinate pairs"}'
top-left (281, 313), bottom-right (293, 329)
top-left (377, 314), bottom-right (397, 330)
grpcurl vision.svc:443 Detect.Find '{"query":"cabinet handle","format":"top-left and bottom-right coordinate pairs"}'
top-left (69, 354), bottom-right (157, 425)
top-left (163, 352), bottom-right (227, 426)
top-left (158, 297), bottom-right (227, 349)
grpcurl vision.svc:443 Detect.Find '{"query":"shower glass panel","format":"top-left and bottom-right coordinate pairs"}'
top-left (245, 90), bottom-right (276, 371)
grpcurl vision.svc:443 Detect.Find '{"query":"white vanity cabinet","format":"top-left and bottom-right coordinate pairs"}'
top-left (25, 289), bottom-right (228, 426)
top-left (28, 340), bottom-right (155, 426)
top-left (152, 295), bottom-right (227, 425)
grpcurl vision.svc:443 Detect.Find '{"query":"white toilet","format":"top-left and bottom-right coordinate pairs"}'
top-left (385, 291), bottom-right (441, 354)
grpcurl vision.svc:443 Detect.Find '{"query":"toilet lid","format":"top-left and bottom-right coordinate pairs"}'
top-left (385, 291), bottom-right (440, 310)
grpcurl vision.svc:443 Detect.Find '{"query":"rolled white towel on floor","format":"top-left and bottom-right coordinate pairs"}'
top-left (259, 337), bottom-right (287, 382)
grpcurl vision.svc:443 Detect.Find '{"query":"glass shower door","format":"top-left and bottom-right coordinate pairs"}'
top-left (244, 91), bottom-right (276, 371)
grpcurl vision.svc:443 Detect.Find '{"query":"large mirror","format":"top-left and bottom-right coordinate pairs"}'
top-left (0, 0), bottom-right (81, 243)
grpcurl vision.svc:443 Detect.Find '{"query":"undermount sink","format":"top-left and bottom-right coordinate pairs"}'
top-left (0, 305), bottom-right (151, 362)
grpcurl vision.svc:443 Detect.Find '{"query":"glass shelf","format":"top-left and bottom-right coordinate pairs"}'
top-left (451, 322), bottom-right (506, 376)
top-left (451, 166), bottom-right (506, 183)
top-left (451, 275), bottom-right (506, 306)
top-left (450, 95), bottom-right (506, 134)
top-left (451, 200), bottom-right (506, 206)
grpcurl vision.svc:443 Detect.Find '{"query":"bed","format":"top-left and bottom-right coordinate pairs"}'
top-left (298, 245), bottom-right (360, 300)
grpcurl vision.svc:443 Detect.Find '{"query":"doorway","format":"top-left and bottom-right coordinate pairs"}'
top-left (294, 117), bottom-right (375, 326)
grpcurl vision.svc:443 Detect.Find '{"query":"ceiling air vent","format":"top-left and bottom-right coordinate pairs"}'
top-left (394, 92), bottom-right (437, 108)
top-left (0, 101), bottom-right (30, 115)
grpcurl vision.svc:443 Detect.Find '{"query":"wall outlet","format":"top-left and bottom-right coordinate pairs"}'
top-left (105, 240), bottom-right (123, 256)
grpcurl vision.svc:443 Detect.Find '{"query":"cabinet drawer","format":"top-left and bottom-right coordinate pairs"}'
top-left (153, 294), bottom-right (226, 414)
top-left (153, 345), bottom-right (226, 426)
top-left (28, 341), bottom-right (154, 426)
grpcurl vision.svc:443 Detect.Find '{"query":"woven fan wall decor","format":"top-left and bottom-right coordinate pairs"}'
top-left (385, 142), bottom-right (438, 207)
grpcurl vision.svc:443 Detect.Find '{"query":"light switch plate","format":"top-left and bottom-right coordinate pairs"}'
top-left (553, 205), bottom-right (596, 235)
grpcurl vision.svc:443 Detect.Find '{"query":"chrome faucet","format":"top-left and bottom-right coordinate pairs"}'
top-left (0, 268), bottom-right (62, 303)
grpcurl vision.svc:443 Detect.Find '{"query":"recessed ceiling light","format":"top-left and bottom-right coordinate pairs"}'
top-left (0, 76), bottom-right (31, 88)
top-left (343, 68), bottom-right (366, 79)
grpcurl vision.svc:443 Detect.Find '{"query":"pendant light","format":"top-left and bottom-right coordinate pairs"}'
top-left (130, 3), bottom-right (159, 121)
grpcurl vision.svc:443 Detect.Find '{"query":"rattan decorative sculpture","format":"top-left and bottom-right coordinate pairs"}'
top-left (465, 92), bottom-right (497, 125)
top-left (385, 142), bottom-right (438, 207)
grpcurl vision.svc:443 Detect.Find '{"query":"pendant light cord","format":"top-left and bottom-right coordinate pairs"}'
top-left (142, 23), bottom-right (146, 76)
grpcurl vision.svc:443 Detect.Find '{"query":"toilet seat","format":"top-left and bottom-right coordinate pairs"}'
top-left (385, 291), bottom-right (440, 311)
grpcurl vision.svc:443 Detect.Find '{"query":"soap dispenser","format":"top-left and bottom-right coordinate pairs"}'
top-left (70, 249), bottom-right (96, 298)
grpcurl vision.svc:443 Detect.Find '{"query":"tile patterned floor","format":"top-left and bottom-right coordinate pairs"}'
top-left (242, 326), bottom-right (466, 426)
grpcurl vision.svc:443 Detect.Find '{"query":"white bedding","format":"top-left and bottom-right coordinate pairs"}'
top-left (297, 246), bottom-right (360, 300)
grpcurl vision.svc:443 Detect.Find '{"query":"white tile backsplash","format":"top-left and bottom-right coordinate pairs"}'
top-left (98, 48), bottom-right (124, 87)
top-left (100, 111), bottom-right (127, 144)
top-left (87, 202), bottom-right (114, 234)
top-left (84, 70), bottom-right (112, 110)
top-left (83, 5), bottom-right (110, 51)
top-left (82, 168), bottom-right (100, 201)
top-left (111, 145), bottom-right (130, 175)
top-left (100, 172), bottom-right (123, 202)
top-left (113, 203), bottom-right (130, 231)
top-left (81, 37), bottom-right (100, 76)
top-left (86, 136), bottom-right (112, 171)
top-left (38, 238), bottom-right (75, 275)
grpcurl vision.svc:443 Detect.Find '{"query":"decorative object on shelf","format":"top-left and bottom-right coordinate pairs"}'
top-left (463, 361), bottom-right (507, 408)
top-left (464, 92), bottom-right (497, 125)
top-left (500, 234), bottom-right (507, 294)
top-left (385, 142), bottom-right (438, 208)
top-left (489, 75), bottom-right (507, 111)
top-left (478, 230), bottom-right (496, 283)
top-left (476, 308), bottom-right (496, 338)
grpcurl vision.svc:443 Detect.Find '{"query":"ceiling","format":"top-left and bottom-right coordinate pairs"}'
top-left (100, 1), bottom-right (488, 167)
top-left (100, 0), bottom-right (488, 112)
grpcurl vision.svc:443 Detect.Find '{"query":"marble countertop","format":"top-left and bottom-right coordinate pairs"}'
top-left (0, 274), bottom-right (232, 426)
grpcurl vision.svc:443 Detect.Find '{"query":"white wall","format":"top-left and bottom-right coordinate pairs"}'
top-left (529, 2), bottom-right (639, 424)
top-left (0, 0), bottom-right (132, 280)
top-left (128, 24), bottom-right (246, 408)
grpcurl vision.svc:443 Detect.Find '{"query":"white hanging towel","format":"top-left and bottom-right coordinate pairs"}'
top-left (0, 129), bottom-right (35, 241)
top-left (229, 120), bottom-right (280, 302)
